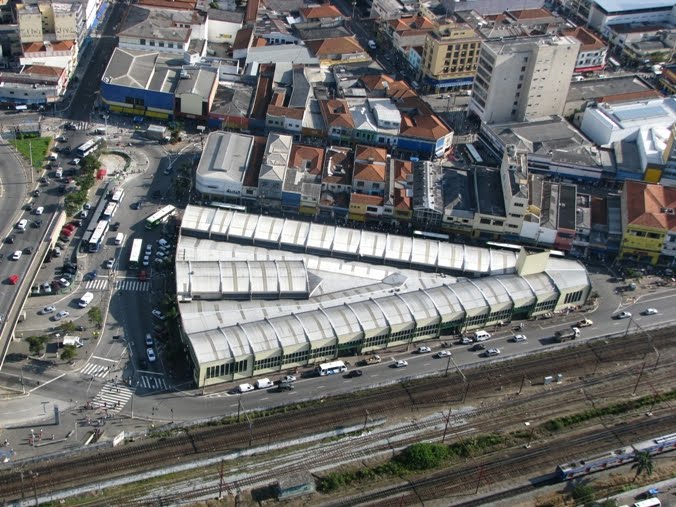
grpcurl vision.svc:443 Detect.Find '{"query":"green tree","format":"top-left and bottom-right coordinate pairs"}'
top-left (59, 320), bottom-right (76, 333)
top-left (87, 306), bottom-right (103, 328)
top-left (632, 450), bottom-right (654, 482)
top-left (571, 483), bottom-right (596, 507)
top-left (26, 335), bottom-right (48, 356)
top-left (599, 500), bottom-right (620, 507)
top-left (397, 443), bottom-right (448, 471)
top-left (60, 344), bottom-right (77, 362)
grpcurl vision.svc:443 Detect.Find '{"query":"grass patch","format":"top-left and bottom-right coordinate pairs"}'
top-left (11, 135), bottom-right (52, 168)
top-left (543, 389), bottom-right (676, 432)
top-left (317, 433), bottom-right (507, 493)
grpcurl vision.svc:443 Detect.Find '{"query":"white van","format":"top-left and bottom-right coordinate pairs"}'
top-left (255, 378), bottom-right (274, 389)
top-left (114, 232), bottom-right (125, 245)
top-left (55, 167), bottom-right (63, 179)
top-left (238, 383), bottom-right (255, 393)
top-left (78, 292), bottom-right (94, 308)
top-left (473, 330), bottom-right (491, 342)
top-left (48, 152), bottom-right (58, 161)
top-left (17, 219), bottom-right (28, 231)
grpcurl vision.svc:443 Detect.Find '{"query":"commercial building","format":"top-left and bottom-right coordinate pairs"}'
top-left (195, 131), bottom-right (255, 199)
top-left (587, 0), bottom-right (676, 34)
top-left (579, 97), bottom-right (676, 181)
top-left (469, 34), bottom-right (580, 124)
top-left (564, 75), bottom-right (660, 117)
top-left (563, 26), bottom-right (608, 73)
top-left (620, 180), bottom-right (676, 265)
top-left (420, 22), bottom-right (482, 92)
top-left (16, 1), bottom-right (83, 45)
top-left (177, 205), bottom-right (592, 387)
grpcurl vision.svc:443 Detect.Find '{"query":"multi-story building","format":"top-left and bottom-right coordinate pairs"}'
top-left (352, 144), bottom-right (388, 197)
top-left (622, 31), bottom-right (676, 67)
top-left (587, 0), bottom-right (676, 35)
top-left (380, 14), bottom-right (435, 57)
top-left (281, 144), bottom-right (325, 216)
top-left (469, 34), bottom-right (580, 124)
top-left (419, 22), bottom-right (481, 92)
top-left (16, 1), bottom-right (83, 45)
top-left (20, 40), bottom-right (77, 75)
top-left (195, 131), bottom-right (255, 201)
top-left (258, 133), bottom-right (292, 209)
top-left (661, 124), bottom-right (676, 186)
top-left (620, 180), bottom-right (676, 265)
top-left (320, 146), bottom-right (353, 220)
top-left (563, 26), bottom-right (608, 73)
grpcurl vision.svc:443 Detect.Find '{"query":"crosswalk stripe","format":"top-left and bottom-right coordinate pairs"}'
top-left (114, 280), bottom-right (150, 291)
top-left (91, 383), bottom-right (135, 413)
top-left (84, 279), bottom-right (108, 290)
top-left (139, 375), bottom-right (168, 390)
top-left (81, 363), bottom-right (110, 378)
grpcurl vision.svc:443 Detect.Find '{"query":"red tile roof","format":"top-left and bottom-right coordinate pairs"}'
top-left (354, 162), bottom-right (385, 183)
top-left (360, 74), bottom-right (416, 99)
top-left (394, 188), bottom-right (411, 210)
top-left (138, 0), bottom-right (195, 9)
top-left (625, 180), bottom-right (676, 231)
top-left (562, 26), bottom-right (606, 51)
top-left (289, 145), bottom-right (325, 175)
top-left (399, 111), bottom-right (451, 141)
top-left (22, 40), bottom-right (75, 53)
top-left (306, 36), bottom-right (365, 57)
top-left (351, 193), bottom-right (383, 205)
top-left (22, 65), bottom-right (65, 78)
top-left (392, 159), bottom-right (412, 182)
top-left (299, 5), bottom-right (342, 20)
top-left (387, 15), bottom-right (434, 33)
top-left (355, 144), bottom-right (387, 164)
top-left (319, 99), bottom-right (355, 129)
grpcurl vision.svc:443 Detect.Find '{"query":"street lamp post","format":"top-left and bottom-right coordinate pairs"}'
top-left (524, 421), bottom-right (535, 449)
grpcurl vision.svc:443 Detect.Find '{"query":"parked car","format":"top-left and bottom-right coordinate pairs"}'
top-left (53, 310), bottom-right (70, 321)
top-left (151, 309), bottom-right (166, 321)
top-left (58, 278), bottom-right (71, 287)
top-left (144, 333), bottom-right (154, 347)
top-left (39, 306), bottom-right (56, 315)
top-left (417, 346), bottom-right (432, 354)
top-left (5, 234), bottom-right (15, 244)
top-left (146, 348), bottom-right (156, 362)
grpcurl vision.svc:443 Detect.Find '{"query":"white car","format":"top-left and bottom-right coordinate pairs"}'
top-left (436, 350), bottom-right (452, 358)
top-left (512, 334), bottom-right (527, 343)
top-left (151, 309), bottom-right (166, 321)
top-left (417, 346), bottom-right (432, 353)
top-left (34, 206), bottom-right (44, 215)
top-left (39, 305), bottom-right (56, 315)
top-left (143, 256), bottom-right (150, 267)
top-left (106, 258), bottom-right (115, 269)
top-left (53, 310), bottom-right (70, 321)
top-left (616, 311), bottom-right (632, 320)
top-left (459, 336), bottom-right (473, 345)
top-left (238, 383), bottom-right (254, 393)
top-left (643, 308), bottom-right (658, 316)
top-left (71, 158), bottom-right (81, 165)
top-left (146, 348), bottom-right (157, 362)
top-left (282, 375), bottom-right (297, 383)
top-left (485, 348), bottom-right (501, 357)
top-left (145, 245), bottom-right (152, 254)
top-left (10, 250), bottom-right (22, 260)
top-left (393, 360), bottom-right (408, 368)
top-left (59, 278), bottom-right (71, 287)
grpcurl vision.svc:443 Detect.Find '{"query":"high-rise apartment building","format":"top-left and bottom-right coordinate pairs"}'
top-left (16, 1), bottom-right (83, 45)
top-left (420, 22), bottom-right (481, 92)
top-left (469, 35), bottom-right (580, 124)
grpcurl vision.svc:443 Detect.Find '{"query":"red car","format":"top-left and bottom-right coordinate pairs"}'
top-left (7, 274), bottom-right (19, 285)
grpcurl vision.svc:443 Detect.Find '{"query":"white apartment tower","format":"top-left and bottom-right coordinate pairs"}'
top-left (469, 35), bottom-right (580, 124)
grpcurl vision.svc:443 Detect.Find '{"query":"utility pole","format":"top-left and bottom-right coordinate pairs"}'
top-left (474, 465), bottom-right (484, 494)
top-left (632, 360), bottom-right (647, 396)
top-left (218, 459), bottom-right (225, 499)
top-left (442, 407), bottom-right (451, 443)
top-left (363, 410), bottom-right (370, 433)
top-left (518, 374), bottom-right (527, 395)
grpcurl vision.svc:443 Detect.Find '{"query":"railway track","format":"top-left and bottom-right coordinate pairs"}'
top-left (0, 328), bottom-right (671, 503)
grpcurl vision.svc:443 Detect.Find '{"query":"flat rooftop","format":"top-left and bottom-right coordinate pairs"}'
top-left (196, 132), bottom-right (254, 186)
top-left (567, 75), bottom-right (656, 103)
top-left (475, 166), bottom-right (506, 218)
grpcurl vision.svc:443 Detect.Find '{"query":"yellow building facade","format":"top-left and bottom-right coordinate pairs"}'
top-left (420, 23), bottom-right (481, 92)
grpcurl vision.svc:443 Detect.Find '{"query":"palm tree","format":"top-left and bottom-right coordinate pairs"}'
top-left (632, 450), bottom-right (654, 482)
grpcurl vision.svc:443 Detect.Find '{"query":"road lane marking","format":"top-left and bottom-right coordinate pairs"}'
top-left (92, 355), bottom-right (117, 363)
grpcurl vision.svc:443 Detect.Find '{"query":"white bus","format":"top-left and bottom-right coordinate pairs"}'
top-left (88, 220), bottom-right (110, 253)
top-left (315, 360), bottom-right (347, 376)
top-left (128, 238), bottom-right (143, 269)
top-left (145, 205), bottom-right (176, 230)
top-left (102, 202), bottom-right (118, 221)
top-left (76, 139), bottom-right (100, 158)
top-left (465, 143), bottom-right (483, 164)
top-left (111, 189), bottom-right (125, 203)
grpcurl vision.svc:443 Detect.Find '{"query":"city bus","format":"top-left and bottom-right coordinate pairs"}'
top-left (128, 238), bottom-right (143, 269)
top-left (465, 143), bottom-right (483, 164)
top-left (76, 139), bottom-right (100, 158)
top-left (145, 205), bottom-right (176, 230)
top-left (88, 220), bottom-right (110, 253)
top-left (111, 189), bottom-right (125, 203)
top-left (101, 202), bottom-right (118, 221)
top-left (315, 360), bottom-right (347, 376)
